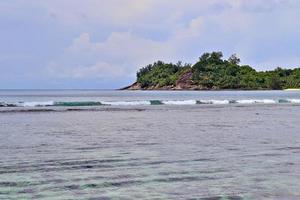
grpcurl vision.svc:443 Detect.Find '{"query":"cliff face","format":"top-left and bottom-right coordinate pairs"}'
top-left (123, 70), bottom-right (206, 90)
top-left (174, 71), bottom-right (198, 90)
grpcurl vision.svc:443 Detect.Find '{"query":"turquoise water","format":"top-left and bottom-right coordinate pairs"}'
top-left (0, 90), bottom-right (300, 199)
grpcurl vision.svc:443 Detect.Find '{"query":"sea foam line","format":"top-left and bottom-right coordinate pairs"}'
top-left (1, 99), bottom-right (300, 107)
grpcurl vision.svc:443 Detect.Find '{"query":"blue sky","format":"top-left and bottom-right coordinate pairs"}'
top-left (1, 0), bottom-right (300, 89)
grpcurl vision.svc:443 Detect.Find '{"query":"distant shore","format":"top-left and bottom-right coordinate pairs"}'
top-left (120, 82), bottom-right (300, 91)
top-left (120, 87), bottom-right (299, 91)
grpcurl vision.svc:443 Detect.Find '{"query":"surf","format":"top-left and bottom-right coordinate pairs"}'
top-left (1, 98), bottom-right (300, 108)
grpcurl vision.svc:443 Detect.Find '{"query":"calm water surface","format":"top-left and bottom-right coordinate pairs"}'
top-left (0, 90), bottom-right (300, 199)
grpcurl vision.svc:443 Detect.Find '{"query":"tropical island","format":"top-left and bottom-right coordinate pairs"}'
top-left (123, 51), bottom-right (300, 90)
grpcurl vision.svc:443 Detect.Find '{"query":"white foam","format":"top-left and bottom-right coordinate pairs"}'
top-left (102, 101), bottom-right (151, 106)
top-left (198, 100), bottom-right (230, 104)
top-left (18, 101), bottom-right (55, 107)
top-left (287, 99), bottom-right (300, 103)
top-left (236, 99), bottom-right (276, 104)
top-left (236, 100), bottom-right (256, 104)
top-left (255, 99), bottom-right (276, 104)
top-left (162, 100), bottom-right (197, 105)
top-left (211, 100), bottom-right (230, 104)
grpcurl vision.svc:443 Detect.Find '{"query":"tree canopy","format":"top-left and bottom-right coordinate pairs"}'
top-left (134, 52), bottom-right (300, 90)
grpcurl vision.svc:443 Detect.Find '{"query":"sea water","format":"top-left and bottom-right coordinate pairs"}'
top-left (1, 90), bottom-right (300, 108)
top-left (0, 90), bottom-right (300, 199)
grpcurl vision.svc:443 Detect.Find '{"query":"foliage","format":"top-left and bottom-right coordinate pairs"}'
top-left (137, 61), bottom-right (190, 88)
top-left (135, 52), bottom-right (300, 90)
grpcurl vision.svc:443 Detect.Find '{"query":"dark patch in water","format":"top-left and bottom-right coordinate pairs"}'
top-left (0, 158), bottom-right (148, 175)
top-left (150, 100), bottom-right (163, 105)
top-left (275, 146), bottom-right (300, 151)
top-left (111, 174), bottom-right (136, 180)
top-left (0, 164), bottom-right (114, 174)
top-left (83, 165), bottom-right (94, 169)
top-left (260, 153), bottom-right (285, 157)
top-left (199, 168), bottom-right (229, 174)
top-left (0, 191), bottom-right (10, 195)
top-left (146, 158), bottom-right (213, 166)
top-left (158, 171), bottom-right (190, 176)
top-left (153, 176), bottom-right (212, 183)
top-left (253, 177), bottom-right (267, 183)
top-left (242, 153), bottom-right (285, 158)
top-left (0, 182), bottom-right (19, 187)
top-left (193, 158), bottom-right (216, 162)
top-left (75, 146), bottom-right (105, 151)
top-left (0, 109), bottom-right (55, 113)
top-left (189, 196), bottom-right (243, 200)
top-left (60, 159), bottom-right (130, 166)
top-left (136, 142), bottom-right (159, 146)
top-left (0, 181), bottom-right (31, 187)
top-left (105, 180), bottom-right (143, 187)
top-left (260, 141), bottom-right (271, 144)
top-left (64, 185), bottom-right (80, 190)
top-left (120, 152), bottom-right (131, 155)
top-left (285, 162), bottom-right (295, 166)
top-left (18, 188), bottom-right (35, 194)
top-left (81, 180), bottom-right (144, 189)
top-left (82, 183), bottom-right (98, 189)
top-left (88, 197), bottom-right (111, 200)
top-left (227, 148), bottom-right (240, 151)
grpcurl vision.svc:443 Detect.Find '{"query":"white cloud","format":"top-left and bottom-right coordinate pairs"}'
top-left (70, 62), bottom-right (125, 78)
top-left (47, 32), bottom-right (175, 79)
top-left (173, 17), bottom-right (204, 40)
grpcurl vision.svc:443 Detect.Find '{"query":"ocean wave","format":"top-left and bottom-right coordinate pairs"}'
top-left (162, 100), bottom-right (197, 105)
top-left (101, 101), bottom-right (151, 106)
top-left (0, 101), bottom-right (55, 107)
top-left (1, 99), bottom-right (300, 108)
top-left (18, 101), bottom-right (55, 107)
top-left (197, 100), bottom-right (230, 104)
top-left (235, 99), bottom-right (277, 104)
top-left (54, 102), bottom-right (102, 106)
top-left (287, 99), bottom-right (300, 103)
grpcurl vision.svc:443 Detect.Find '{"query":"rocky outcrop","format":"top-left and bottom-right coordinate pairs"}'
top-left (174, 71), bottom-right (196, 90)
top-left (119, 82), bottom-right (142, 90)
top-left (122, 70), bottom-right (204, 90)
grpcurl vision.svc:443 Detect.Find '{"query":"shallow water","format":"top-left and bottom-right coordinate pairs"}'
top-left (0, 91), bottom-right (300, 199)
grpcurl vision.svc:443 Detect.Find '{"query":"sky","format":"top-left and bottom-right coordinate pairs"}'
top-left (0, 0), bottom-right (300, 89)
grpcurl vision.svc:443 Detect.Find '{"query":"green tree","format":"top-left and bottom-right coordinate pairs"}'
top-left (228, 54), bottom-right (241, 65)
top-left (135, 51), bottom-right (300, 90)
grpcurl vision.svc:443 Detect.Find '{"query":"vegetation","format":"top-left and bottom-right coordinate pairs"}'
top-left (137, 61), bottom-right (191, 88)
top-left (134, 51), bottom-right (300, 90)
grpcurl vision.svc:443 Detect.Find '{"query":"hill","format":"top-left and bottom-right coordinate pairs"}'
top-left (124, 52), bottom-right (300, 90)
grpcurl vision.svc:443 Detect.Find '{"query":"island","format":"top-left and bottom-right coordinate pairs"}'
top-left (123, 51), bottom-right (300, 90)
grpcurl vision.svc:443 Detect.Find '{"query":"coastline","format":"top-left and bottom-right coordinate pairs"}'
top-left (119, 84), bottom-right (288, 91)
top-left (120, 88), bottom-right (287, 91)
top-left (120, 81), bottom-right (300, 91)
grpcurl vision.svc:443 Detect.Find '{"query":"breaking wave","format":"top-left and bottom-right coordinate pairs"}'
top-left (1, 98), bottom-right (300, 108)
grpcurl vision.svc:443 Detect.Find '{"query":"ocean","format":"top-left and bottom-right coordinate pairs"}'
top-left (1, 90), bottom-right (300, 199)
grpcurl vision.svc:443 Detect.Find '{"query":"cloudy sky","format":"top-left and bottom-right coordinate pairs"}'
top-left (1, 0), bottom-right (300, 89)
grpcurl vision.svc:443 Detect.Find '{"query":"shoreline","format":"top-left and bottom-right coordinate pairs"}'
top-left (119, 87), bottom-right (296, 91)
